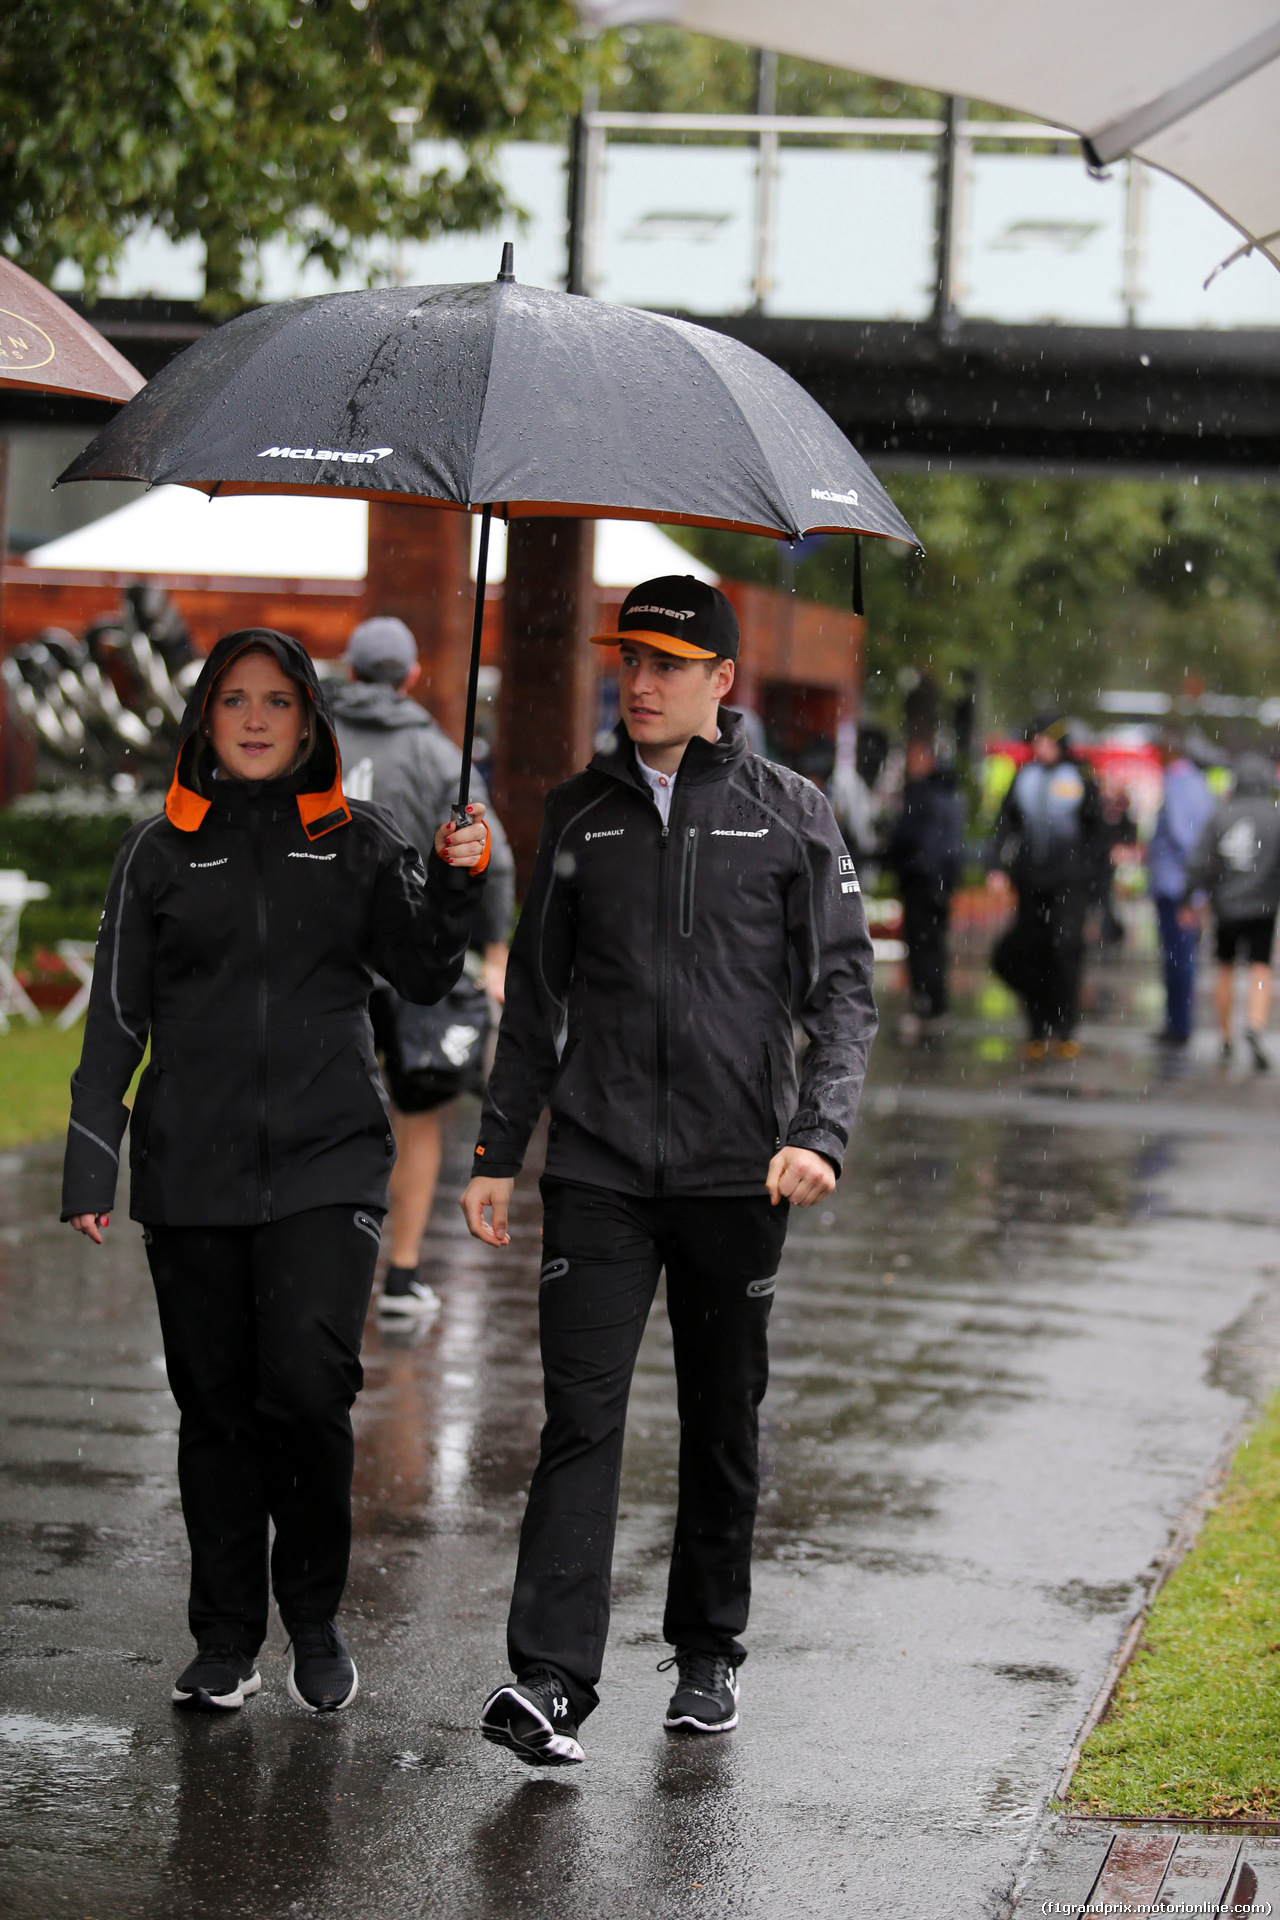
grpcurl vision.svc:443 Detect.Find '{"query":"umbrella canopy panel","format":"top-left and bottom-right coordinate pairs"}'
top-left (578, 0), bottom-right (1280, 273)
top-left (59, 277), bottom-right (918, 548)
top-left (0, 256), bottom-right (143, 403)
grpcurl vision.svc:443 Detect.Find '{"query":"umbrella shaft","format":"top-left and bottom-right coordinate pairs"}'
top-left (455, 503), bottom-right (491, 820)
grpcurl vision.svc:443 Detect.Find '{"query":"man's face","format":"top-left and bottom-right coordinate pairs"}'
top-left (1033, 732), bottom-right (1062, 766)
top-left (618, 640), bottom-right (735, 750)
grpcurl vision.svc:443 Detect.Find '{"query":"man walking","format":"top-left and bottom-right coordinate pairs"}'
top-left (886, 737), bottom-right (967, 1042)
top-left (460, 576), bottom-right (877, 1767)
top-left (990, 713), bottom-right (1104, 1060)
top-left (1147, 735), bottom-right (1213, 1049)
top-left (331, 617), bottom-right (514, 1315)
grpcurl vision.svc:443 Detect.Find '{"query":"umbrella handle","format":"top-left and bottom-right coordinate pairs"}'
top-left (447, 502), bottom-right (492, 889)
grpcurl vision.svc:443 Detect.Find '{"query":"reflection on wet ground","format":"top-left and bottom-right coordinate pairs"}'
top-left (5, 946), bottom-right (1280, 1916)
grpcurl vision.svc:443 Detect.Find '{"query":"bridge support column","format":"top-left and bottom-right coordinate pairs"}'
top-left (494, 518), bottom-right (597, 888)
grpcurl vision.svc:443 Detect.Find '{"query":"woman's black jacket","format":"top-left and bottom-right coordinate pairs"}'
top-left (61, 628), bottom-right (486, 1227)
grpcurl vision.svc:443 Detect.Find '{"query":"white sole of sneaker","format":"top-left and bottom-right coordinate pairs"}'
top-left (172, 1669), bottom-right (262, 1711)
top-left (663, 1708), bottom-right (739, 1733)
top-left (286, 1647), bottom-right (358, 1713)
top-left (377, 1294), bottom-right (440, 1318)
top-left (480, 1686), bottom-right (584, 1766)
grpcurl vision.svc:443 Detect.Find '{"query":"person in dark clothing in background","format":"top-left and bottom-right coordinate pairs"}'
top-left (331, 616), bottom-right (515, 1319)
top-left (990, 713), bottom-right (1105, 1060)
top-left (886, 738), bottom-right (967, 1041)
top-left (63, 630), bottom-right (489, 1717)
top-left (1183, 752), bottom-right (1280, 1069)
top-left (460, 576), bottom-right (877, 1768)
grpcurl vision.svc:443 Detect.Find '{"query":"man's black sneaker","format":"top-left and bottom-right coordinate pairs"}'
top-left (1247, 1030), bottom-right (1271, 1072)
top-left (285, 1619), bottom-right (358, 1712)
top-left (480, 1670), bottom-right (585, 1766)
top-left (172, 1645), bottom-right (261, 1712)
top-left (660, 1650), bottom-right (740, 1733)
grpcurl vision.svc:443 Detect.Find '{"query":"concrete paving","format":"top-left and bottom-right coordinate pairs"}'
top-left (5, 950), bottom-right (1280, 1918)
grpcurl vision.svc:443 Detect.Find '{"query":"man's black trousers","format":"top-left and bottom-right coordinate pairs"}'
top-left (901, 878), bottom-right (952, 1019)
top-left (144, 1205), bottom-right (382, 1656)
top-left (993, 886), bottom-right (1089, 1041)
top-left (508, 1179), bottom-right (789, 1722)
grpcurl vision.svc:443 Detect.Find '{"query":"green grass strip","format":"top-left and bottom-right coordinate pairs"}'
top-left (0, 1020), bottom-right (86, 1147)
top-left (1071, 1390), bottom-right (1280, 1818)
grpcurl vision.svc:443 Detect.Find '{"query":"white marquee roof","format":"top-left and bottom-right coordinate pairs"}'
top-left (26, 488), bottom-right (717, 588)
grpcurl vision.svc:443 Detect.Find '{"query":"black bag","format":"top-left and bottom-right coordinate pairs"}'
top-left (389, 958), bottom-right (491, 1098)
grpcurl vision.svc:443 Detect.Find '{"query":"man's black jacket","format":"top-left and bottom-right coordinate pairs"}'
top-left (473, 712), bottom-right (877, 1197)
top-left (886, 769), bottom-right (967, 895)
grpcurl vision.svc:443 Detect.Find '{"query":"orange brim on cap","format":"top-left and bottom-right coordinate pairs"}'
top-left (588, 626), bottom-right (717, 660)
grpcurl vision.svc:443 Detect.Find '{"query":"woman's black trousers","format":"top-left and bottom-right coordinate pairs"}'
top-left (144, 1205), bottom-right (382, 1656)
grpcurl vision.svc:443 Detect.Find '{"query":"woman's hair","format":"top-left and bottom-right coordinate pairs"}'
top-left (190, 641), bottom-right (317, 794)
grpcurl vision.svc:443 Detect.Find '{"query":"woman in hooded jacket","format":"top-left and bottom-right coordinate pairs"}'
top-left (62, 629), bottom-right (490, 1715)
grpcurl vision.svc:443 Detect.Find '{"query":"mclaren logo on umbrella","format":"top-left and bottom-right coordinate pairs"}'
top-left (257, 445), bottom-right (392, 465)
top-left (811, 486), bottom-right (859, 506)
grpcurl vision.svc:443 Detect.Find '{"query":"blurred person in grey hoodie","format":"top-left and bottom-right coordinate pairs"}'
top-left (1183, 753), bottom-right (1280, 1070)
top-left (331, 618), bottom-right (515, 1312)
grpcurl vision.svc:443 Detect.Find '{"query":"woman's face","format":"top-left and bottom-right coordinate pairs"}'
top-left (206, 650), bottom-right (308, 782)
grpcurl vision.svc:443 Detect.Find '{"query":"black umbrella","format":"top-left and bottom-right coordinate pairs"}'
top-left (60, 245), bottom-right (920, 811)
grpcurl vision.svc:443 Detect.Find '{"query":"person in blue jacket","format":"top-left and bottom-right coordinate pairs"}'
top-left (1147, 735), bottom-right (1214, 1048)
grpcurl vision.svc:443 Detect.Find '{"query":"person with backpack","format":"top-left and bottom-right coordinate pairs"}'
top-left (885, 738), bottom-right (967, 1041)
top-left (62, 629), bottom-right (490, 1716)
top-left (330, 616), bottom-right (515, 1318)
top-left (1183, 752), bottom-right (1280, 1069)
top-left (459, 576), bottom-right (877, 1767)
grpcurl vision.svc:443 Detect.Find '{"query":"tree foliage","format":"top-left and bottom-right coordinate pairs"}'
top-left (0, 0), bottom-right (587, 308)
top-left (673, 475), bottom-right (1280, 732)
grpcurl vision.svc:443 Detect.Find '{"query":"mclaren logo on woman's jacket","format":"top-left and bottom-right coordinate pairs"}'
top-left (473, 710), bottom-right (878, 1199)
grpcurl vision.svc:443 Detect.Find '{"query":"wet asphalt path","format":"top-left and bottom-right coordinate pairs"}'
top-left (5, 956), bottom-right (1280, 1918)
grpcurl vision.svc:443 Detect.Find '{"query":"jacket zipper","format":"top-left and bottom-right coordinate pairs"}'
top-left (248, 801), bottom-right (273, 1219)
top-left (654, 817), bottom-right (670, 1196)
top-left (679, 825), bottom-right (698, 937)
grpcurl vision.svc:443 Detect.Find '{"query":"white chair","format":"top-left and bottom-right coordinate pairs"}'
top-left (0, 870), bottom-right (52, 1034)
top-left (54, 939), bottom-right (97, 1031)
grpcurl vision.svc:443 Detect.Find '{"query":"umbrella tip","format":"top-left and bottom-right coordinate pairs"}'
top-left (497, 242), bottom-right (515, 284)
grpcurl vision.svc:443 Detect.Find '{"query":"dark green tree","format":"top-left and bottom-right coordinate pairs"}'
top-left (670, 474), bottom-right (1280, 732)
top-left (0, 0), bottom-right (589, 310)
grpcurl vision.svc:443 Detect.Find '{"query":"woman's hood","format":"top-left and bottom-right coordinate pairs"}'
top-left (166, 628), bottom-right (351, 841)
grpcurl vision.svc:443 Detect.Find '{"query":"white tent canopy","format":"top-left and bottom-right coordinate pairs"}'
top-left (26, 488), bottom-right (717, 588)
top-left (579, 1), bottom-right (1280, 272)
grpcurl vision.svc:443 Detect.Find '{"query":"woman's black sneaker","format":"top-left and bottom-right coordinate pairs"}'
top-left (1247, 1029), bottom-right (1271, 1072)
top-left (286, 1619), bottom-right (358, 1712)
top-left (480, 1670), bottom-right (585, 1766)
top-left (172, 1645), bottom-right (262, 1712)
top-left (660, 1650), bottom-right (740, 1733)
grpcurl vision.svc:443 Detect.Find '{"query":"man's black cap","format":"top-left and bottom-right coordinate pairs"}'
top-left (590, 574), bottom-right (739, 662)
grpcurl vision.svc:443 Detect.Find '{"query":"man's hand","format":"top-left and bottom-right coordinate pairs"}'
top-left (461, 1175), bottom-right (514, 1246)
top-left (765, 1147), bottom-right (836, 1208)
top-left (483, 942), bottom-right (508, 1006)
top-left (987, 870), bottom-right (1012, 897)
top-left (1177, 901), bottom-right (1202, 931)
top-left (68, 1213), bottom-right (109, 1244)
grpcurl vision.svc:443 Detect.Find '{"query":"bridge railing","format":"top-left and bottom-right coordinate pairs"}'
top-left (575, 110), bottom-right (1280, 331)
